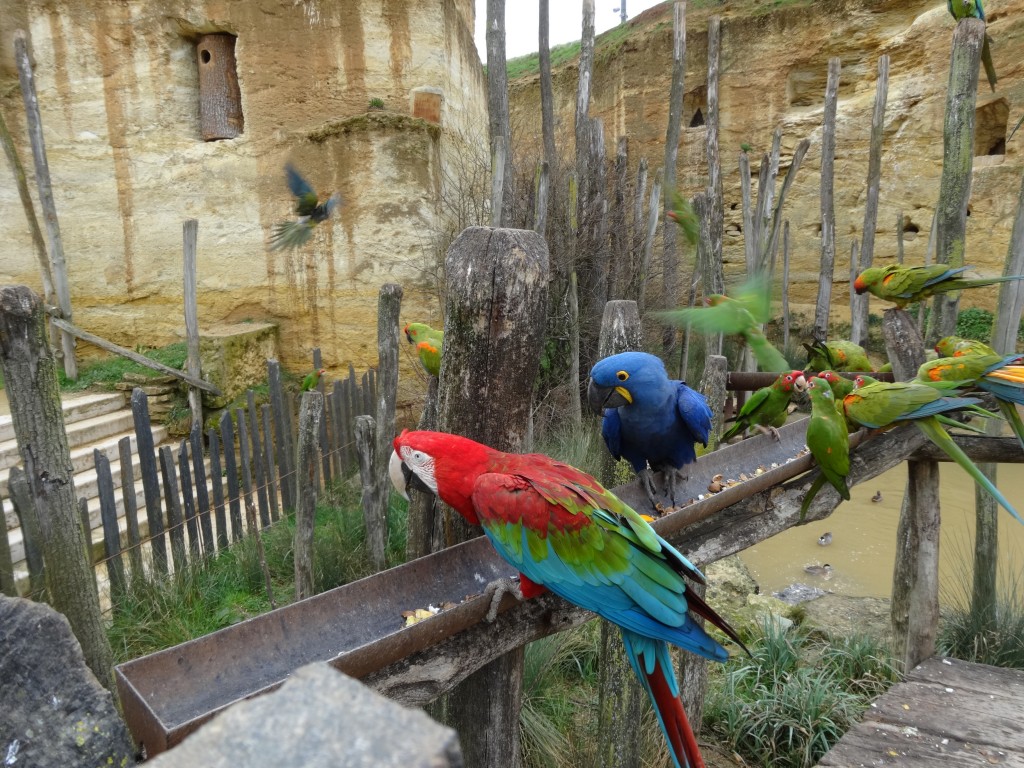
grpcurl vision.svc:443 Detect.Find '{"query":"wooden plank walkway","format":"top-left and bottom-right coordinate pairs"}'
top-left (818, 656), bottom-right (1024, 767)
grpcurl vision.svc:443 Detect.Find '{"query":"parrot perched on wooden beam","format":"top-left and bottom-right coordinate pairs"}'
top-left (269, 164), bottom-right (342, 251)
top-left (842, 376), bottom-right (1023, 524)
top-left (803, 338), bottom-right (873, 373)
top-left (947, 0), bottom-right (997, 92)
top-left (853, 264), bottom-right (1024, 308)
top-left (800, 375), bottom-right (850, 519)
top-left (389, 430), bottom-right (747, 768)
top-left (587, 352), bottom-right (712, 507)
top-left (404, 322), bottom-right (444, 377)
top-left (301, 368), bottom-right (326, 392)
top-left (722, 370), bottom-right (806, 442)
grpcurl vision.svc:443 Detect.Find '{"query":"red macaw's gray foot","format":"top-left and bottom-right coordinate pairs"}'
top-left (483, 576), bottom-right (524, 622)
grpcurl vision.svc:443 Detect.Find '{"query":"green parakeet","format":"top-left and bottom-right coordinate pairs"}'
top-left (301, 367), bottom-right (326, 391)
top-left (800, 376), bottom-right (850, 519)
top-left (656, 276), bottom-right (790, 372)
top-left (404, 322), bottom-right (444, 377)
top-left (666, 188), bottom-right (699, 247)
top-left (804, 339), bottom-right (873, 373)
top-left (269, 164), bottom-right (342, 251)
top-left (853, 264), bottom-right (1024, 308)
top-left (948, 0), bottom-right (997, 92)
top-left (934, 335), bottom-right (996, 358)
top-left (722, 370), bottom-right (806, 442)
top-left (842, 376), bottom-right (1023, 524)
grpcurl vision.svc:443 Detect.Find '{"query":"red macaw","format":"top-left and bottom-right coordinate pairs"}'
top-left (390, 430), bottom-right (746, 768)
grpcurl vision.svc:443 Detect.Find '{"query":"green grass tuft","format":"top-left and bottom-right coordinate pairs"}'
top-left (59, 342), bottom-right (188, 392)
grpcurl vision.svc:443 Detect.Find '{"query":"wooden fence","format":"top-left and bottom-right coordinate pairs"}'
top-left (3, 356), bottom-right (378, 603)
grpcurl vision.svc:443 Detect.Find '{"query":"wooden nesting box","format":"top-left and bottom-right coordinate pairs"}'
top-left (196, 34), bottom-right (243, 140)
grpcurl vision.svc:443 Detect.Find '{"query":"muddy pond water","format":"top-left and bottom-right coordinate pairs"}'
top-left (740, 461), bottom-right (1024, 602)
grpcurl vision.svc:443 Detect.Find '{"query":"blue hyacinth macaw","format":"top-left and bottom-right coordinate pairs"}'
top-left (587, 351), bottom-right (712, 507)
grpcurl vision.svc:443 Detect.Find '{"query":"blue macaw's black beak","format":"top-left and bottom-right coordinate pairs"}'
top-left (586, 379), bottom-right (632, 414)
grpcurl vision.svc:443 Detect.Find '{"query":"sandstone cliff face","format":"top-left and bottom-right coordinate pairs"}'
top-left (0, 0), bottom-right (486, 394)
top-left (510, 0), bottom-right (1024, 317)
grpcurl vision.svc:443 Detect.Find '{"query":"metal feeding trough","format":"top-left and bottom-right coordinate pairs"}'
top-left (117, 413), bottom-right (833, 756)
top-left (115, 535), bottom-right (516, 755)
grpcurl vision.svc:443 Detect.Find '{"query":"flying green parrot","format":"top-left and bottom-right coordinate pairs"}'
top-left (722, 370), bottom-right (806, 442)
top-left (800, 376), bottom-right (850, 519)
top-left (301, 367), bottom-right (326, 391)
top-left (917, 348), bottom-right (1024, 449)
top-left (404, 322), bottom-right (444, 377)
top-left (666, 188), bottom-right (699, 247)
top-left (853, 264), bottom-right (1024, 308)
top-left (948, 0), bottom-right (997, 92)
top-left (269, 164), bottom-right (342, 251)
top-left (842, 376), bottom-right (1023, 524)
top-left (803, 339), bottom-right (873, 373)
top-left (656, 276), bottom-right (790, 372)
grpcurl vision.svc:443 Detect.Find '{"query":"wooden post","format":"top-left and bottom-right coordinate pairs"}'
top-left (406, 377), bottom-right (439, 562)
top-left (436, 226), bottom-right (549, 768)
top-left (594, 300), bottom-right (646, 768)
top-left (538, 0), bottom-right (557, 179)
top-left (8, 467), bottom-right (45, 599)
top-left (661, 1), bottom-right (687, 353)
top-left (896, 210), bottom-right (906, 265)
top-left (705, 15), bottom-right (723, 271)
top-left (208, 427), bottom-right (229, 550)
top-left (486, 0), bottom-right (512, 226)
top-left (355, 415), bottom-right (387, 572)
top-left (851, 55), bottom-right (889, 347)
top-left (219, 410), bottom-right (243, 542)
top-left (755, 130), bottom-right (782, 271)
top-left (267, 360), bottom-right (294, 510)
top-left (928, 19), bottom-right (985, 345)
top-left (260, 405), bottom-right (281, 521)
top-left (190, 429), bottom-right (214, 554)
top-left (883, 308), bottom-right (938, 670)
top-left (246, 392), bottom-right (271, 529)
top-left (782, 222), bottom-right (791, 354)
top-left (183, 220), bottom-right (203, 439)
top-left (815, 57), bottom-right (841, 343)
top-left (13, 32), bottom-right (76, 381)
top-left (763, 139), bottom-right (809, 270)
top-left (294, 391), bottom-right (323, 600)
top-left (532, 161), bottom-right (550, 236)
top-left (635, 169), bottom-right (662, 315)
top-left (0, 286), bottom-right (114, 689)
top-left (117, 436), bottom-right (144, 579)
top-left (0, 490), bottom-right (14, 596)
top-left (94, 449), bottom-right (126, 600)
top-left (375, 284), bottom-right (402, 535)
top-left (159, 445), bottom-right (187, 571)
top-left (177, 442), bottom-right (200, 557)
top-left (312, 350), bottom-right (331, 489)
top-left (235, 408), bottom-right (256, 531)
top-left (609, 140), bottom-right (629, 298)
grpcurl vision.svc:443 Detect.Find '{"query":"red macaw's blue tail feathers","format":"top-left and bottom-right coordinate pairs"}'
top-left (621, 631), bottom-right (705, 768)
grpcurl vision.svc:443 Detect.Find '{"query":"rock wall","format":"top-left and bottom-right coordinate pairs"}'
top-left (509, 0), bottom-right (1024, 320)
top-left (0, 0), bottom-right (486, 394)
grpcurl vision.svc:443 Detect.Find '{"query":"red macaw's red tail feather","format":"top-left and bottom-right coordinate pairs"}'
top-left (643, 651), bottom-right (705, 768)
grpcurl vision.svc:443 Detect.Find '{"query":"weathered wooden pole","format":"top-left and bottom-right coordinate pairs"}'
top-left (593, 300), bottom-right (646, 768)
top-left (183, 220), bottom-right (203, 440)
top-left (883, 309), bottom-right (938, 671)
top-left (405, 375), bottom-right (439, 562)
top-left (294, 390), bottom-right (323, 600)
top-left (815, 57), bottom-right (841, 343)
top-left (538, 0), bottom-right (557, 179)
top-left (850, 55), bottom-right (889, 346)
top-left (435, 226), bottom-right (549, 768)
top-left (0, 285), bottom-right (114, 690)
top-left (486, 0), bottom-right (512, 226)
top-left (661, 1), bottom-right (687, 354)
top-left (705, 15), bottom-right (724, 271)
top-left (375, 284), bottom-right (402, 538)
top-left (356, 415), bottom-right (388, 573)
top-left (634, 168), bottom-right (662, 316)
top-left (927, 18), bottom-right (984, 345)
top-left (13, 32), bottom-right (76, 380)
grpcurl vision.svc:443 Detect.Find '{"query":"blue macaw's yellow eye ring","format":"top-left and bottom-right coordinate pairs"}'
top-left (616, 371), bottom-right (629, 381)
top-left (614, 386), bottom-right (633, 403)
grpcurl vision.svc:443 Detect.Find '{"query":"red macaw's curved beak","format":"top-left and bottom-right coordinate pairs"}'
top-left (388, 449), bottom-right (435, 500)
top-left (586, 379), bottom-right (633, 414)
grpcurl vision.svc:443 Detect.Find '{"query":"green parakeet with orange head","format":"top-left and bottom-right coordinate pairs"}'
top-left (666, 189), bottom-right (699, 247)
top-left (800, 376), bottom-right (850, 519)
top-left (948, 0), bottom-right (997, 92)
top-left (853, 264), bottom-right (1024, 308)
top-left (301, 367), bottom-right (326, 391)
top-left (934, 335), bottom-right (996, 358)
top-left (842, 376), bottom-right (1023, 524)
top-left (804, 339), bottom-right (873, 373)
top-left (721, 370), bottom-right (806, 442)
top-left (404, 322), bottom-right (444, 377)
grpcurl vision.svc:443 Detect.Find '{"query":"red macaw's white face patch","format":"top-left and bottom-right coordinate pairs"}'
top-left (393, 444), bottom-right (438, 495)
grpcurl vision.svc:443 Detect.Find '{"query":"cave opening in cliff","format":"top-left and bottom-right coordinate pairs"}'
top-left (975, 99), bottom-right (1008, 157)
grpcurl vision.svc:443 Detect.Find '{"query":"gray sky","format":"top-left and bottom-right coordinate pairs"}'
top-left (473, 0), bottom-right (665, 62)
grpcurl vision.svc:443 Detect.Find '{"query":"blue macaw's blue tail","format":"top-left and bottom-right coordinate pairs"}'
top-left (620, 631), bottom-right (705, 768)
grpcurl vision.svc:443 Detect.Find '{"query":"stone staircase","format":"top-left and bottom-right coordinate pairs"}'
top-left (1, 391), bottom-right (171, 586)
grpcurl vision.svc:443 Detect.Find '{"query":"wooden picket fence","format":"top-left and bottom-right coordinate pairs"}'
top-left (6, 356), bottom-right (377, 603)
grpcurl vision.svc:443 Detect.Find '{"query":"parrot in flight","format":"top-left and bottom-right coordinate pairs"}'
top-left (667, 188), bottom-right (699, 247)
top-left (655, 276), bottom-right (790, 372)
top-left (301, 367), bottom-right (326, 392)
top-left (842, 376), bottom-right (1023, 524)
top-left (269, 164), bottom-right (342, 251)
top-left (404, 322), bottom-right (444, 377)
top-left (587, 352), bottom-right (712, 507)
top-left (721, 370), bottom-right (806, 442)
top-left (917, 344), bottom-right (1024, 450)
top-left (800, 376), bottom-right (850, 519)
top-left (803, 339), bottom-right (873, 373)
top-left (948, 0), bottom-right (997, 92)
top-left (853, 264), bottom-right (1024, 308)
top-left (389, 430), bottom-right (747, 768)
